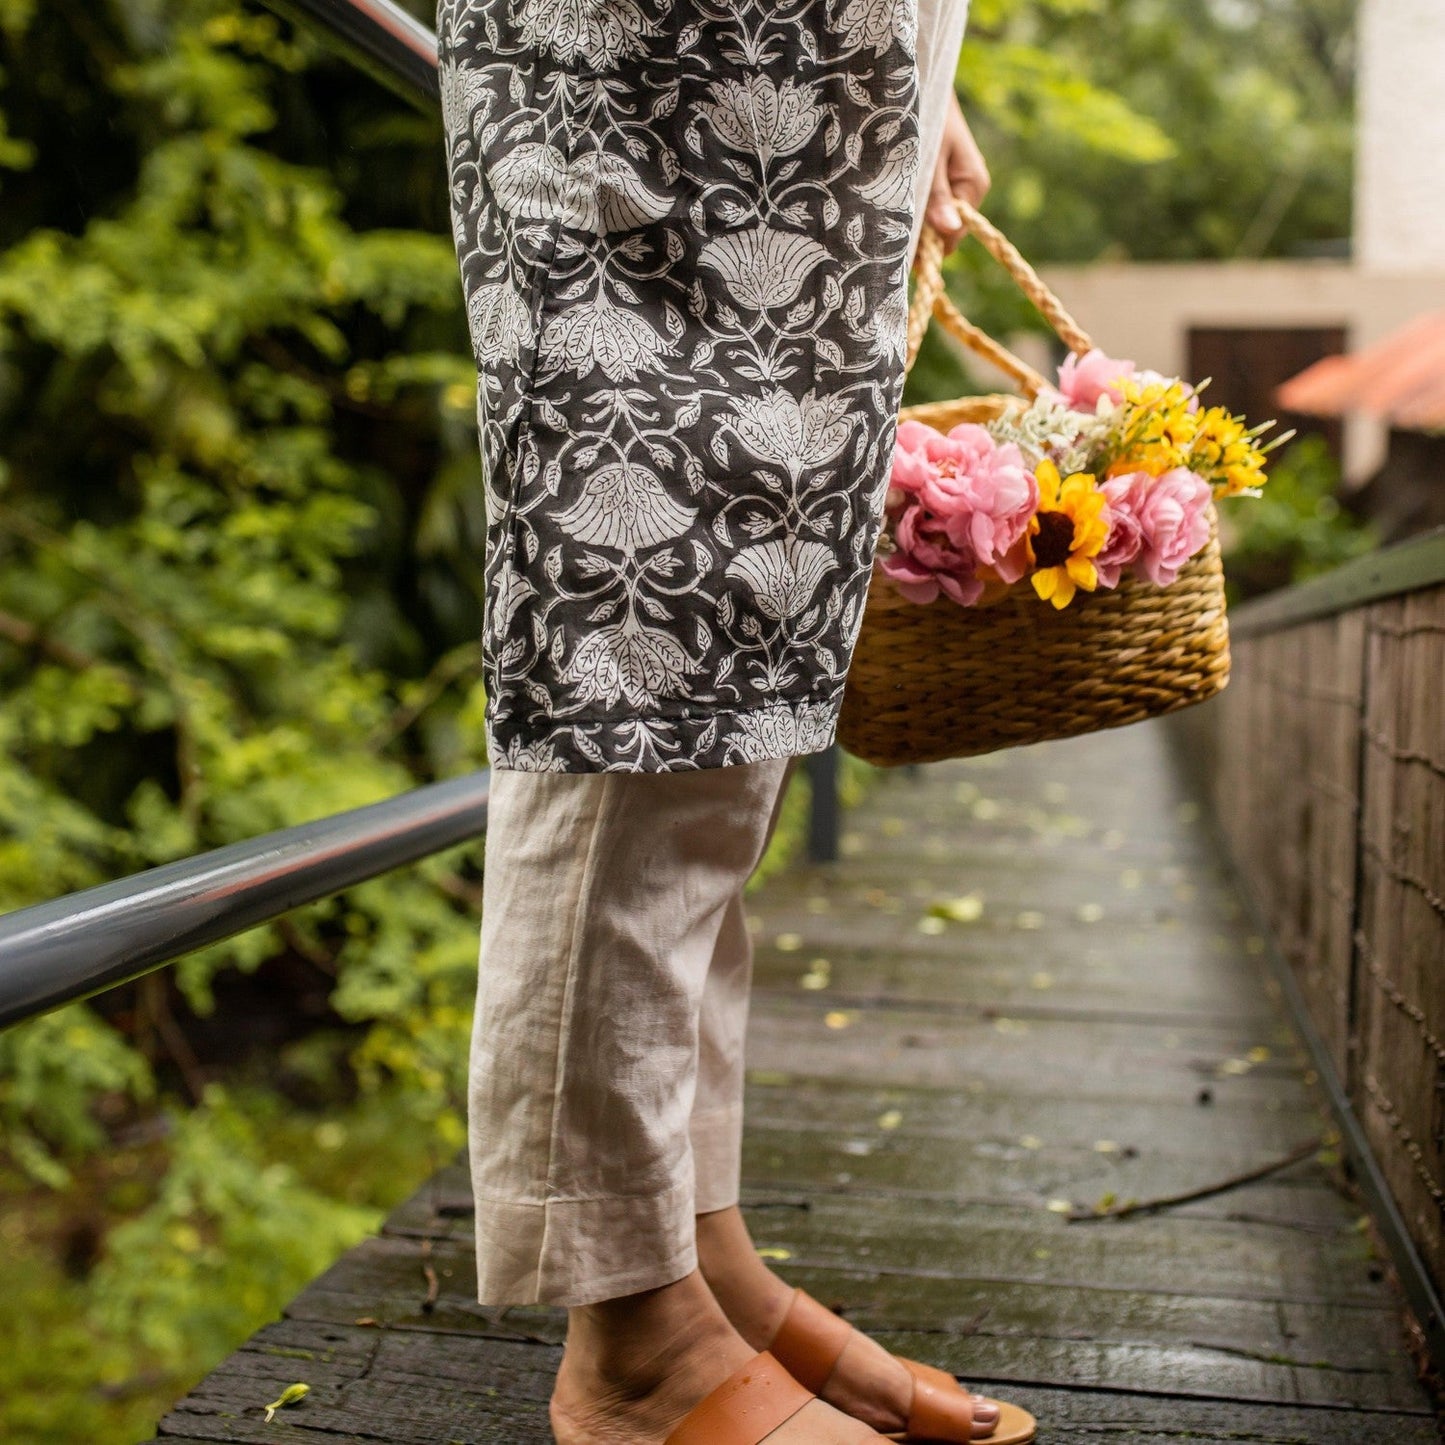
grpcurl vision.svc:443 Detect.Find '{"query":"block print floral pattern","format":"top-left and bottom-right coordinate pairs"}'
top-left (439, 0), bottom-right (920, 771)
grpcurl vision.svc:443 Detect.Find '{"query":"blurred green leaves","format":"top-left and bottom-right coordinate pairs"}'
top-left (960, 41), bottom-right (1176, 167)
top-left (958, 0), bottom-right (1353, 264)
top-left (86, 1084), bottom-right (378, 1367)
top-left (938, 0), bottom-right (1355, 361)
top-left (1219, 436), bottom-right (1381, 604)
top-left (0, 0), bottom-right (482, 1187)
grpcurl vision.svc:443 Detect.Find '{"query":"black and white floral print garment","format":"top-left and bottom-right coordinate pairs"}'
top-left (439, 0), bottom-right (921, 772)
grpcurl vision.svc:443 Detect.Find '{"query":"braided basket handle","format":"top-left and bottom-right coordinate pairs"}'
top-left (904, 200), bottom-right (1095, 398)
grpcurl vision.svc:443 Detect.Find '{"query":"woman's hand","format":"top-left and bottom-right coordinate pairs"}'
top-left (923, 90), bottom-right (991, 255)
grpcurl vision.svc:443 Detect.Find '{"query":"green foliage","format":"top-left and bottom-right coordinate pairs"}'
top-left (0, 0), bottom-right (484, 1185)
top-left (0, 1242), bottom-right (167, 1445)
top-left (925, 0), bottom-right (1355, 377)
top-left (0, 1006), bottom-right (156, 1189)
top-left (0, 1074), bottom-right (447, 1444)
top-left (1219, 435), bottom-right (1380, 604)
top-left (957, 0), bottom-right (1353, 265)
top-left (87, 1082), bottom-right (380, 1367)
top-left (960, 37), bottom-right (1176, 169)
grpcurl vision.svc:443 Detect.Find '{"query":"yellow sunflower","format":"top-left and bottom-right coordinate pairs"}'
top-left (1027, 460), bottom-right (1110, 610)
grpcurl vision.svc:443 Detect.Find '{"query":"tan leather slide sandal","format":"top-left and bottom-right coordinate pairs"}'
top-left (766, 1287), bottom-right (1037, 1445)
top-left (664, 1351), bottom-right (816, 1445)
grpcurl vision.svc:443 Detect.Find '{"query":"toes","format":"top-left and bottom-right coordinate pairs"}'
top-left (907, 1377), bottom-right (981, 1443)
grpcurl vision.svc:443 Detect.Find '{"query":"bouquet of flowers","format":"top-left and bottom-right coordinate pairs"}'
top-left (879, 349), bottom-right (1288, 612)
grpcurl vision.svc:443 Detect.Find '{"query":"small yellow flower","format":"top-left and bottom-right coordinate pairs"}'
top-left (1109, 380), bottom-right (1274, 495)
top-left (1189, 407), bottom-right (1270, 495)
top-left (1027, 460), bottom-right (1110, 610)
top-left (1109, 378), bottom-right (1200, 477)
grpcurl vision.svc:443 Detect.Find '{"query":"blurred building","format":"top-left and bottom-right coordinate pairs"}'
top-left (1031, 0), bottom-right (1445, 500)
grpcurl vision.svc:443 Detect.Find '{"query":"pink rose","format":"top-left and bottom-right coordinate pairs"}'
top-left (988, 529), bottom-right (1035, 586)
top-left (1116, 468), bottom-right (1213, 586)
top-left (889, 420), bottom-right (940, 496)
top-left (912, 423), bottom-right (995, 513)
top-left (1054, 348), bottom-right (1136, 412)
top-left (1094, 474), bottom-right (1147, 588)
top-left (915, 425), bottom-right (1038, 573)
top-left (882, 421), bottom-right (1041, 606)
top-left (881, 501), bottom-right (985, 607)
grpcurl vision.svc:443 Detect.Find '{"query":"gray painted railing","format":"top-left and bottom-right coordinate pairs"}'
top-left (0, 774), bottom-right (489, 1030)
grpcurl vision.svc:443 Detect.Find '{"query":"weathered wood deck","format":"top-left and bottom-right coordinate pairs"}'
top-left (149, 720), bottom-right (1439, 1443)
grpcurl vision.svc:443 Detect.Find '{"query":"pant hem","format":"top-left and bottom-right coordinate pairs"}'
top-left (474, 1172), bottom-right (699, 1307)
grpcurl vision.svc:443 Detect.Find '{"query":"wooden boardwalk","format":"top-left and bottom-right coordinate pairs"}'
top-left (149, 721), bottom-right (1438, 1443)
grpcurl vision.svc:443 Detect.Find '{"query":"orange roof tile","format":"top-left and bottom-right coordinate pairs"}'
top-left (1276, 312), bottom-right (1445, 431)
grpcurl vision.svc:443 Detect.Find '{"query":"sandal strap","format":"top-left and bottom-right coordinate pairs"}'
top-left (767, 1287), bottom-right (856, 1395)
top-left (664, 1351), bottom-right (814, 1445)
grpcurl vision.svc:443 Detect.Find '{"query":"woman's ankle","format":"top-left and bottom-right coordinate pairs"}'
top-left (564, 1269), bottom-right (745, 1392)
top-left (552, 1271), bottom-right (758, 1444)
top-left (696, 1206), bottom-right (796, 1348)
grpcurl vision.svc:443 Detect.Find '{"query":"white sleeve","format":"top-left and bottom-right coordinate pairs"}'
top-left (908, 0), bottom-right (973, 262)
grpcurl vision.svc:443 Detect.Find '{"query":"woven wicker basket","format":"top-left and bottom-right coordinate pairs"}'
top-left (836, 207), bottom-right (1231, 767)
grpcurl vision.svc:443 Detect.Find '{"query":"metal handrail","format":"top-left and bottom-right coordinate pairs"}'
top-left (262, 0), bottom-right (439, 109)
top-left (0, 773), bottom-right (488, 1031)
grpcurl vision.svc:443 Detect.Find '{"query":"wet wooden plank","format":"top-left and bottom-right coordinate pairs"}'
top-left (274, 1208), bottom-right (1418, 1412)
top-left (740, 1078), bottom-right (1329, 1159)
top-left (273, 1241), bottom-right (1424, 1413)
top-left (737, 1125), bottom-right (1345, 1218)
top-left (771, 1268), bottom-right (1425, 1412)
top-left (741, 1192), bottom-right (1386, 1309)
top-left (750, 955), bottom-right (1282, 1028)
top-left (748, 881), bottom-right (1251, 951)
top-left (154, 1324), bottom-right (1436, 1444)
top-left (383, 1155), bottom-right (1366, 1248)
top-left (164, 1277), bottom-right (1430, 1432)
top-left (148, 722), bottom-right (1437, 1441)
top-left (742, 1000), bottom-right (1312, 1103)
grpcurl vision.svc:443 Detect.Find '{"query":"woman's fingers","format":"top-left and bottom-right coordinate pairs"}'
top-left (945, 89), bottom-right (992, 209)
top-left (925, 177), bottom-right (968, 252)
top-left (926, 92), bottom-right (991, 255)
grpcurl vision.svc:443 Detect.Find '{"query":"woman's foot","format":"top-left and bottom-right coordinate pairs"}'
top-left (550, 1268), bottom-right (888, 1444)
top-left (696, 1207), bottom-right (1001, 1439)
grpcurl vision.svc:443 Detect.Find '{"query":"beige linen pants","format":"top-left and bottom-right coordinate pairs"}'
top-left (469, 757), bottom-right (795, 1306)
